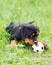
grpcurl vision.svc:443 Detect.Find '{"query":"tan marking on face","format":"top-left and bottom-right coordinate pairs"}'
top-left (32, 33), bottom-right (35, 36)
top-left (31, 33), bottom-right (35, 37)
top-left (25, 38), bottom-right (34, 45)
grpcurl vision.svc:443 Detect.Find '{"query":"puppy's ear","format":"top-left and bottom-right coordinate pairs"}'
top-left (21, 26), bottom-right (31, 40)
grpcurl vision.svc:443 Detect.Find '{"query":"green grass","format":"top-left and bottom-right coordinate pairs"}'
top-left (0, 0), bottom-right (52, 65)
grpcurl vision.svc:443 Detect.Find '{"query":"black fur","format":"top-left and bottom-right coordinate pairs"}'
top-left (6, 21), bottom-right (40, 42)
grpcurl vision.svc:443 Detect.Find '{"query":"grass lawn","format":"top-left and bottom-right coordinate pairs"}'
top-left (0, 0), bottom-right (52, 65)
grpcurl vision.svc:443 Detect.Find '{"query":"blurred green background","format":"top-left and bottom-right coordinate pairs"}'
top-left (0, 0), bottom-right (52, 65)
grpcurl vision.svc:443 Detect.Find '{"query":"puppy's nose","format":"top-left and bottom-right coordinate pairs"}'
top-left (36, 50), bottom-right (39, 52)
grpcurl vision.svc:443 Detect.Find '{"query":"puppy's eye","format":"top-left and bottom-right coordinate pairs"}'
top-left (31, 33), bottom-right (35, 37)
top-left (41, 47), bottom-right (44, 49)
top-left (32, 33), bottom-right (35, 36)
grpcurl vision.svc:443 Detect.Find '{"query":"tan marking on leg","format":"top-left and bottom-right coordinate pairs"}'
top-left (10, 40), bottom-right (18, 48)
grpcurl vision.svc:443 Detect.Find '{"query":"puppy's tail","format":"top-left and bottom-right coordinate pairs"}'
top-left (28, 20), bottom-right (35, 24)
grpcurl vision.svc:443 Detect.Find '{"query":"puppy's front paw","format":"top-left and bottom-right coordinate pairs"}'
top-left (10, 40), bottom-right (17, 48)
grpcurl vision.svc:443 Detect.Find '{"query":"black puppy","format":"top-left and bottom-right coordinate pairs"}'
top-left (6, 21), bottom-right (40, 48)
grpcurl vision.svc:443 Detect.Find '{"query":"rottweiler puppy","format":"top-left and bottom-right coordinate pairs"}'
top-left (6, 21), bottom-right (40, 48)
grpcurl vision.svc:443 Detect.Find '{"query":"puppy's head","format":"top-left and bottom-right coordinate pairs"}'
top-left (22, 24), bottom-right (40, 42)
top-left (6, 22), bottom-right (14, 34)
